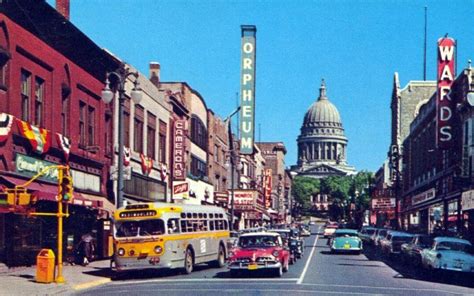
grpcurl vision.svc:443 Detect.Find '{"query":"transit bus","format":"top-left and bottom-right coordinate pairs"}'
top-left (112, 202), bottom-right (230, 274)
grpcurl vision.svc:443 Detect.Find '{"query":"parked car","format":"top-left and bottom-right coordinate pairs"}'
top-left (358, 226), bottom-right (377, 244)
top-left (228, 232), bottom-right (290, 277)
top-left (268, 229), bottom-right (300, 264)
top-left (323, 223), bottom-right (338, 238)
top-left (329, 229), bottom-right (362, 254)
top-left (400, 234), bottom-right (434, 266)
top-left (379, 232), bottom-right (413, 256)
top-left (421, 237), bottom-right (474, 274)
top-left (240, 227), bottom-right (267, 234)
top-left (299, 225), bottom-right (311, 237)
top-left (373, 229), bottom-right (389, 247)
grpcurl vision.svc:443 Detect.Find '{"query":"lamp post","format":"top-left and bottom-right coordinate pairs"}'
top-left (101, 64), bottom-right (142, 209)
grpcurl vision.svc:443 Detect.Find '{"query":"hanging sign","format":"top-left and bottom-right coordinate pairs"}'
top-left (173, 120), bottom-right (186, 180)
top-left (436, 37), bottom-right (456, 149)
top-left (264, 169), bottom-right (272, 209)
top-left (239, 25), bottom-right (257, 154)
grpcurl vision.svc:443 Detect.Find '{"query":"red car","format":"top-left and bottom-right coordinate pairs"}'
top-left (228, 232), bottom-right (290, 277)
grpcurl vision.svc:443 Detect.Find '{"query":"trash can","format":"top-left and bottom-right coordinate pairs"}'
top-left (36, 249), bottom-right (55, 283)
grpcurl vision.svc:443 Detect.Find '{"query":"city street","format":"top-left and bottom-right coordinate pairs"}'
top-left (76, 225), bottom-right (474, 296)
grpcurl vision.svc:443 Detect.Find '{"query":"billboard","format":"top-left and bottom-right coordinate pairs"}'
top-left (240, 25), bottom-right (257, 154)
top-left (436, 37), bottom-right (456, 149)
top-left (173, 120), bottom-right (186, 180)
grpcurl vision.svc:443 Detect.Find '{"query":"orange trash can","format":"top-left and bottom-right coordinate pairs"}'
top-left (36, 249), bottom-right (55, 283)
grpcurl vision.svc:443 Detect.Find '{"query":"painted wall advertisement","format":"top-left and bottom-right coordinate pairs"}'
top-left (173, 119), bottom-right (187, 180)
top-left (239, 25), bottom-right (257, 154)
top-left (436, 37), bottom-right (456, 149)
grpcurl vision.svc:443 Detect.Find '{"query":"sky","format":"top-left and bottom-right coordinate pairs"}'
top-left (48, 0), bottom-right (474, 172)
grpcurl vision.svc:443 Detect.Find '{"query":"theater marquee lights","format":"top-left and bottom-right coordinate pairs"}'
top-left (436, 37), bottom-right (456, 149)
top-left (240, 25), bottom-right (257, 154)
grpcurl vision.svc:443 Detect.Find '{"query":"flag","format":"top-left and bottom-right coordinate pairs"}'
top-left (123, 146), bottom-right (131, 167)
top-left (140, 153), bottom-right (153, 175)
top-left (55, 133), bottom-right (71, 160)
top-left (160, 163), bottom-right (168, 182)
top-left (16, 119), bottom-right (51, 154)
top-left (0, 113), bottom-right (14, 143)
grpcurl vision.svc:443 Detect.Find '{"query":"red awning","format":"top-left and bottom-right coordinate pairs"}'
top-left (0, 175), bottom-right (101, 208)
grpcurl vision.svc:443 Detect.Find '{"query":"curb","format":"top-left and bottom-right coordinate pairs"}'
top-left (73, 278), bottom-right (111, 291)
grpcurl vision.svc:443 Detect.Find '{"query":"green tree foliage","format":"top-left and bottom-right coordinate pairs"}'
top-left (292, 176), bottom-right (320, 209)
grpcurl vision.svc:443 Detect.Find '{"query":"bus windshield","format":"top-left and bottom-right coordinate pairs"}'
top-left (115, 219), bottom-right (165, 238)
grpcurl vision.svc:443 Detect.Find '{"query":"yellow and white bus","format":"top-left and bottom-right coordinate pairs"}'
top-left (112, 202), bottom-right (230, 274)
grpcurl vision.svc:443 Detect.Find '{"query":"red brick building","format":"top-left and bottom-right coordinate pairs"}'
top-left (0, 0), bottom-right (117, 265)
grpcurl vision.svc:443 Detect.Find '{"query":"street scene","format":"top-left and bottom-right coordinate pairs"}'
top-left (1, 0), bottom-right (474, 295)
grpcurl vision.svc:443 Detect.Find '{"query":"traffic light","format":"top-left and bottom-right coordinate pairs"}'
top-left (60, 175), bottom-right (74, 202)
top-left (0, 191), bottom-right (15, 205)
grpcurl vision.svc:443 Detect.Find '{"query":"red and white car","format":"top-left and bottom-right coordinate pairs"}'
top-left (323, 222), bottom-right (339, 238)
top-left (228, 232), bottom-right (290, 277)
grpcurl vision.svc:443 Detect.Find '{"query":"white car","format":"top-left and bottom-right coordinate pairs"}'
top-left (421, 237), bottom-right (474, 273)
top-left (323, 224), bottom-right (338, 238)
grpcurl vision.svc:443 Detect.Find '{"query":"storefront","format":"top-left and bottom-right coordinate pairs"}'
top-left (461, 190), bottom-right (474, 243)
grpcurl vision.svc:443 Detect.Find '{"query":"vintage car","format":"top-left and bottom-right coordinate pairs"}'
top-left (421, 237), bottom-right (474, 274)
top-left (358, 226), bottom-right (377, 244)
top-left (228, 232), bottom-right (290, 277)
top-left (400, 234), bottom-right (434, 266)
top-left (379, 231), bottom-right (413, 256)
top-left (329, 229), bottom-right (362, 254)
top-left (267, 229), bottom-right (300, 264)
top-left (323, 223), bottom-right (338, 238)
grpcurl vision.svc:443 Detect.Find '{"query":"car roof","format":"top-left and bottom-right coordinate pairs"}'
top-left (388, 232), bottom-right (413, 237)
top-left (434, 237), bottom-right (472, 244)
top-left (240, 232), bottom-right (280, 237)
top-left (335, 229), bottom-right (358, 234)
top-left (267, 229), bottom-right (290, 233)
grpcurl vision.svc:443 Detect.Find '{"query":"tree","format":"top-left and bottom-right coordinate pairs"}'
top-left (292, 176), bottom-right (320, 211)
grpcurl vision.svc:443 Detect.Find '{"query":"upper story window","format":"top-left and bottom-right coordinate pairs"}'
top-left (190, 116), bottom-right (207, 150)
top-left (105, 114), bottom-right (113, 156)
top-left (33, 77), bottom-right (44, 127)
top-left (87, 106), bottom-right (95, 146)
top-left (20, 69), bottom-right (31, 122)
top-left (191, 155), bottom-right (207, 179)
top-left (214, 144), bottom-right (219, 162)
top-left (61, 85), bottom-right (70, 137)
top-left (147, 112), bottom-right (156, 159)
top-left (79, 102), bottom-right (86, 146)
top-left (159, 120), bottom-right (167, 164)
top-left (134, 105), bottom-right (144, 153)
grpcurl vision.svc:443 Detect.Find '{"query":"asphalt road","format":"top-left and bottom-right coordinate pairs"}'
top-left (76, 224), bottom-right (474, 296)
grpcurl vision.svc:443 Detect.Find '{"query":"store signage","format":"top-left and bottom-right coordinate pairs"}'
top-left (239, 25), bottom-right (257, 154)
top-left (173, 120), bottom-right (186, 180)
top-left (264, 169), bottom-right (272, 208)
top-left (233, 190), bottom-right (256, 211)
top-left (436, 37), bottom-right (456, 149)
top-left (173, 181), bottom-right (189, 200)
top-left (461, 190), bottom-right (474, 211)
top-left (412, 188), bottom-right (436, 205)
top-left (214, 192), bottom-right (228, 204)
top-left (371, 198), bottom-right (395, 210)
top-left (15, 153), bottom-right (58, 182)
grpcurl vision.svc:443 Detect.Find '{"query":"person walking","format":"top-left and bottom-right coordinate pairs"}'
top-left (79, 234), bottom-right (95, 266)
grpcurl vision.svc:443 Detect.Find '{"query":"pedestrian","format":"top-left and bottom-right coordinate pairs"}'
top-left (80, 233), bottom-right (95, 266)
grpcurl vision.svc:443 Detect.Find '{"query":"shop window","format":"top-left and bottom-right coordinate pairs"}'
top-left (159, 120), bottom-right (167, 164)
top-left (20, 69), bottom-right (31, 121)
top-left (147, 112), bottom-right (156, 159)
top-left (79, 101), bottom-right (86, 146)
top-left (124, 173), bottom-right (166, 201)
top-left (134, 105), bottom-right (144, 153)
top-left (33, 77), bottom-right (44, 127)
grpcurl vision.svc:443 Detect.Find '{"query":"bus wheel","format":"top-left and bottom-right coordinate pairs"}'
top-left (184, 248), bottom-right (194, 274)
top-left (212, 244), bottom-right (225, 268)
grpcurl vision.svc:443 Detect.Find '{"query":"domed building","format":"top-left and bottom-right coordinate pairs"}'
top-left (292, 79), bottom-right (356, 178)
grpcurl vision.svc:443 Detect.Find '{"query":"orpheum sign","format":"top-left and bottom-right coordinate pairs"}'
top-left (173, 120), bottom-right (186, 180)
top-left (436, 37), bottom-right (456, 149)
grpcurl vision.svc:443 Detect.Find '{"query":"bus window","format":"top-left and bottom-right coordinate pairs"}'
top-left (223, 220), bottom-right (228, 230)
top-left (187, 213), bottom-right (192, 219)
top-left (181, 220), bottom-right (187, 233)
top-left (198, 213), bottom-right (203, 218)
top-left (202, 220), bottom-right (208, 231)
top-left (168, 219), bottom-right (180, 234)
top-left (209, 220), bottom-right (214, 231)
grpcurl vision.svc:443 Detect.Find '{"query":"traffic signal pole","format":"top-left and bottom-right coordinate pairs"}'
top-left (1, 165), bottom-right (72, 283)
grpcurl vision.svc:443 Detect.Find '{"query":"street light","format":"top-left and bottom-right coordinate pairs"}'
top-left (101, 64), bottom-right (142, 209)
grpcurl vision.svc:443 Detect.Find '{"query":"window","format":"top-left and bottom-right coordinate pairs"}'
top-left (105, 114), bottom-right (113, 156)
top-left (87, 106), bottom-right (95, 146)
top-left (0, 63), bottom-right (7, 90)
top-left (33, 77), bottom-right (44, 127)
top-left (214, 145), bottom-right (219, 162)
top-left (124, 110), bottom-right (130, 148)
top-left (134, 105), bottom-right (144, 153)
top-left (79, 102), bottom-right (86, 146)
top-left (167, 218), bottom-right (180, 234)
top-left (147, 112), bottom-right (156, 159)
top-left (190, 116), bottom-right (207, 150)
top-left (191, 155), bottom-right (207, 178)
top-left (20, 70), bottom-right (31, 121)
top-left (61, 88), bottom-right (70, 136)
top-left (159, 120), bottom-right (167, 164)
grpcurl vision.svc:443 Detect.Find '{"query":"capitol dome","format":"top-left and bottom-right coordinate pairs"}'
top-left (303, 80), bottom-right (342, 128)
top-left (292, 79), bottom-right (356, 179)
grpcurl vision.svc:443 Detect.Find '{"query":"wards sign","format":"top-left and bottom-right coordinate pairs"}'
top-left (240, 25), bottom-right (257, 154)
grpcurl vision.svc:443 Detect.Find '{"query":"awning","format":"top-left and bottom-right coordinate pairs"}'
top-left (80, 193), bottom-right (116, 214)
top-left (0, 175), bottom-right (101, 208)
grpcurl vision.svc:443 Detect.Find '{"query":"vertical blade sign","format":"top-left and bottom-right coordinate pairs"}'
top-left (240, 25), bottom-right (257, 154)
top-left (436, 37), bottom-right (456, 149)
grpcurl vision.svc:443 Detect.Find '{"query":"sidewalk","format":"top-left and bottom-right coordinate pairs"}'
top-left (0, 260), bottom-right (113, 295)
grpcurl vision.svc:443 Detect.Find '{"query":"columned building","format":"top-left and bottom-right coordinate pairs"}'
top-left (292, 79), bottom-right (355, 178)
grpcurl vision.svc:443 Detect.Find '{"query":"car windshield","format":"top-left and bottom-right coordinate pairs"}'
top-left (271, 231), bottom-right (289, 239)
top-left (378, 230), bottom-right (387, 237)
top-left (366, 229), bottom-right (376, 235)
top-left (392, 236), bottom-right (413, 243)
top-left (418, 236), bottom-right (434, 246)
top-left (335, 232), bottom-right (357, 237)
top-left (436, 242), bottom-right (472, 252)
top-left (115, 219), bottom-right (165, 238)
top-left (238, 236), bottom-right (279, 248)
